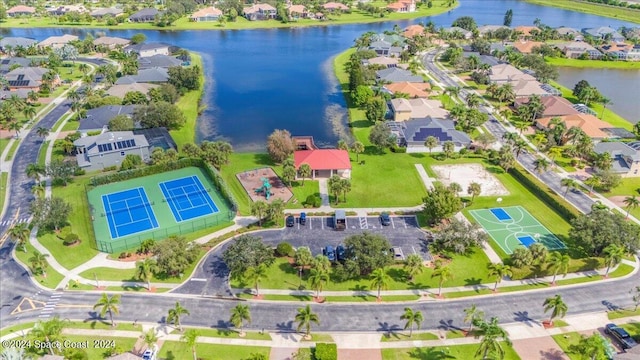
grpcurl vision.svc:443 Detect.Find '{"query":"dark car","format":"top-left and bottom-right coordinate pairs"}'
top-left (336, 245), bottom-right (346, 262)
top-left (324, 246), bottom-right (336, 262)
top-left (380, 212), bottom-right (391, 226)
top-left (286, 215), bottom-right (295, 227)
top-left (605, 323), bottom-right (638, 349)
top-left (299, 212), bottom-right (307, 225)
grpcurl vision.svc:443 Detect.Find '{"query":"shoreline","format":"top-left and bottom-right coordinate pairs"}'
top-left (522, 0), bottom-right (640, 24)
top-left (546, 57), bottom-right (640, 70)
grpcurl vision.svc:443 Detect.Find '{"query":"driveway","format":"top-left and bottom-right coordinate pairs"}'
top-left (512, 337), bottom-right (568, 360)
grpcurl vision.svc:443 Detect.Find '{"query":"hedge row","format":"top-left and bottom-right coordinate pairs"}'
top-left (510, 257), bottom-right (605, 280)
top-left (200, 159), bottom-right (239, 213)
top-left (509, 166), bottom-right (581, 221)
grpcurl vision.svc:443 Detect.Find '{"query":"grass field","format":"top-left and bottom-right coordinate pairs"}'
top-left (0, 172), bottom-right (7, 214)
top-left (182, 327), bottom-right (272, 341)
top-left (546, 57), bottom-right (640, 70)
top-left (171, 52), bottom-right (202, 147)
top-left (603, 177), bottom-right (640, 219)
top-left (382, 332), bottom-right (439, 342)
top-left (523, 0), bottom-right (640, 24)
top-left (158, 341), bottom-right (270, 360)
top-left (381, 343), bottom-right (521, 360)
top-left (14, 241), bottom-right (66, 288)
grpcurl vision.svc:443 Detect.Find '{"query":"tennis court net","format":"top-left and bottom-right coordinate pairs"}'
top-left (162, 188), bottom-right (212, 203)
top-left (101, 201), bottom-right (154, 217)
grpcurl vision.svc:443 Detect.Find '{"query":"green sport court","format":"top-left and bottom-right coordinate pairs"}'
top-left (468, 206), bottom-right (565, 255)
top-left (87, 167), bottom-right (234, 253)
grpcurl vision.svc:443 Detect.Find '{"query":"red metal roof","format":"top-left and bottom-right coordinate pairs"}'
top-left (294, 149), bottom-right (351, 170)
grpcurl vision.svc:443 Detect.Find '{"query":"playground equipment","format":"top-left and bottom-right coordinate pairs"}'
top-left (254, 177), bottom-right (273, 200)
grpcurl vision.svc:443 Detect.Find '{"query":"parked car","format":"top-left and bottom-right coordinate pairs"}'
top-left (323, 246), bottom-right (336, 262)
top-left (605, 323), bottom-right (638, 349)
top-left (142, 347), bottom-right (157, 360)
top-left (286, 215), bottom-right (295, 227)
top-left (380, 212), bottom-right (391, 226)
top-left (299, 212), bottom-right (306, 225)
top-left (391, 247), bottom-right (404, 261)
top-left (336, 245), bottom-right (345, 262)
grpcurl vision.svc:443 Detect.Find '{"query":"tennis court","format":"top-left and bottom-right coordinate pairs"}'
top-left (469, 206), bottom-right (565, 255)
top-left (159, 175), bottom-right (219, 222)
top-left (101, 187), bottom-right (159, 239)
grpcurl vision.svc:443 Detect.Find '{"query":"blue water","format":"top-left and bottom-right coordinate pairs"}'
top-left (3, 0), bottom-right (636, 150)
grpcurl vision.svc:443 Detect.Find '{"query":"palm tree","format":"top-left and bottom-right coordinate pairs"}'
top-left (93, 293), bottom-right (121, 326)
top-left (431, 263), bottom-right (453, 297)
top-left (603, 244), bottom-right (625, 277)
top-left (370, 267), bottom-right (391, 299)
top-left (351, 141), bottom-right (364, 162)
top-left (487, 263), bottom-right (512, 292)
top-left (584, 176), bottom-right (600, 194)
top-left (142, 328), bottom-right (158, 351)
top-left (561, 178), bottom-right (578, 199)
top-left (514, 121), bottom-right (529, 134)
top-left (533, 158), bottom-right (550, 175)
top-left (513, 139), bottom-right (527, 158)
top-left (444, 86), bottom-right (460, 105)
top-left (424, 136), bottom-right (438, 154)
top-left (623, 195), bottom-right (639, 219)
top-left (30, 316), bottom-right (68, 355)
top-left (23, 106), bottom-right (37, 122)
top-left (542, 294), bottom-right (568, 326)
top-left (443, 141), bottom-right (455, 159)
top-left (9, 223), bottom-right (30, 252)
top-left (599, 97), bottom-right (612, 120)
top-left (8, 120), bottom-right (21, 138)
top-left (25, 163), bottom-right (45, 183)
top-left (466, 93), bottom-right (482, 109)
top-left (31, 183), bottom-right (45, 198)
top-left (28, 251), bottom-right (48, 276)
top-left (244, 263), bottom-right (268, 296)
top-left (78, 63), bottom-right (90, 75)
top-left (250, 200), bottom-right (268, 227)
top-left (308, 268), bottom-right (329, 299)
top-left (36, 126), bottom-right (49, 139)
top-left (464, 304), bottom-right (485, 332)
top-left (404, 254), bottom-right (423, 281)
top-left (295, 305), bottom-right (320, 339)
top-left (229, 304), bottom-right (252, 336)
top-left (181, 329), bottom-right (199, 360)
top-left (167, 301), bottom-right (190, 331)
top-left (135, 258), bottom-right (157, 290)
top-left (400, 307), bottom-right (423, 338)
top-left (476, 317), bottom-right (511, 360)
top-left (548, 251), bottom-right (570, 285)
top-left (298, 163), bottom-right (311, 186)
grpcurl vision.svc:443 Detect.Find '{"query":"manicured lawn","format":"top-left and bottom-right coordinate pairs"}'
top-left (603, 177), bottom-right (640, 219)
top-left (61, 118), bottom-right (80, 131)
top-left (546, 57), bottom-right (640, 70)
top-left (0, 172), bottom-right (7, 214)
top-left (4, 139), bottom-right (21, 161)
top-left (158, 341), bottom-right (270, 360)
top-left (14, 241), bottom-right (66, 289)
top-left (382, 331), bottom-right (439, 342)
top-left (183, 327), bottom-right (271, 341)
top-left (65, 321), bottom-right (140, 332)
top-left (171, 52), bottom-right (203, 147)
top-left (523, 0), bottom-right (640, 24)
top-left (37, 140), bottom-right (49, 167)
top-left (57, 335), bottom-right (138, 360)
top-left (551, 332), bottom-right (584, 360)
top-left (608, 308), bottom-right (640, 320)
top-left (381, 343), bottom-right (521, 360)
top-left (0, 136), bottom-right (10, 156)
top-left (237, 293), bottom-right (420, 302)
top-left (0, 322), bottom-right (35, 338)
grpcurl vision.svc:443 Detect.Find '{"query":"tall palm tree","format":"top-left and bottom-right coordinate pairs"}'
top-left (229, 304), bottom-right (252, 336)
top-left (467, 182), bottom-right (482, 203)
top-left (404, 254), bottom-right (424, 281)
top-left (542, 294), bottom-right (568, 325)
top-left (603, 244), bottom-right (625, 277)
top-left (464, 304), bottom-right (485, 332)
top-left (424, 136), bottom-right (438, 155)
top-left (244, 263), bottom-right (268, 296)
top-left (466, 93), bottom-right (482, 109)
top-left (167, 301), bottom-right (190, 331)
top-left (28, 251), bottom-right (48, 276)
top-left (431, 264), bottom-right (453, 297)
top-left (78, 63), bottom-right (90, 75)
top-left (181, 329), bottom-right (199, 360)
top-left (25, 163), bottom-right (45, 183)
top-left (23, 106), bottom-right (37, 122)
top-left (351, 141), bottom-right (364, 162)
top-left (475, 317), bottom-right (511, 360)
top-left (400, 307), bottom-right (423, 338)
top-left (308, 268), bottom-right (329, 299)
top-left (36, 126), bottom-right (49, 139)
top-left (444, 86), bottom-right (460, 105)
top-left (142, 328), bottom-right (158, 351)
top-left (135, 258), bottom-right (157, 290)
top-left (548, 251), bottom-right (570, 285)
top-left (623, 195), bottom-right (639, 219)
top-left (513, 139), bottom-right (527, 158)
top-left (8, 222), bottom-right (30, 252)
top-left (370, 267), bottom-right (391, 299)
top-left (487, 263), bottom-right (512, 292)
top-left (295, 305), bottom-right (319, 338)
top-left (30, 316), bottom-right (68, 355)
top-left (298, 163), bottom-right (311, 186)
top-left (250, 200), bottom-right (268, 227)
top-left (533, 158), bottom-right (550, 175)
top-left (93, 293), bottom-right (120, 327)
top-left (31, 183), bottom-right (45, 198)
top-left (561, 178), bottom-right (578, 199)
top-left (599, 97), bottom-right (612, 120)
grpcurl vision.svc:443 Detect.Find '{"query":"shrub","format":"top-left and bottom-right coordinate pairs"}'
top-left (118, 252), bottom-right (131, 259)
top-left (314, 343), bottom-right (338, 360)
top-left (276, 242), bottom-right (295, 257)
top-left (305, 195), bottom-right (322, 208)
top-left (102, 165), bottom-right (117, 172)
top-left (137, 239), bottom-right (155, 255)
top-left (63, 233), bottom-right (80, 246)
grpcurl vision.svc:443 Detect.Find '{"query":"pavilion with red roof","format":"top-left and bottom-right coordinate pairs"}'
top-left (294, 149), bottom-right (351, 179)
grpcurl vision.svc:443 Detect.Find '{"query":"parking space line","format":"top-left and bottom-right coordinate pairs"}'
top-left (390, 217), bottom-right (395, 229)
top-left (403, 217), bottom-right (408, 228)
top-left (309, 219), bottom-right (312, 230)
top-left (321, 217), bottom-right (324, 230)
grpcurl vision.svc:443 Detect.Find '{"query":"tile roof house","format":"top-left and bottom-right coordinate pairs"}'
top-left (7, 5), bottom-right (36, 16)
top-left (129, 8), bottom-right (163, 22)
top-left (79, 105), bottom-right (138, 133)
top-left (4, 66), bottom-right (56, 90)
top-left (138, 55), bottom-right (182, 69)
top-left (387, 0), bottom-right (416, 13)
top-left (288, 5), bottom-right (308, 19)
top-left (488, 64), bottom-right (536, 83)
top-left (384, 82), bottom-right (431, 98)
top-left (555, 26), bottom-right (584, 41)
top-left (90, 7), bottom-right (123, 18)
top-left (38, 35), bottom-right (79, 49)
top-left (190, 7), bottom-right (223, 21)
top-left (0, 89), bottom-right (31, 99)
top-left (511, 40), bottom-right (544, 54)
top-left (115, 68), bottom-right (169, 85)
top-left (363, 56), bottom-right (399, 68)
top-left (535, 114), bottom-right (611, 140)
top-left (73, 131), bottom-right (150, 171)
top-left (0, 37), bottom-right (38, 52)
top-left (294, 149), bottom-right (351, 179)
top-left (594, 142), bottom-right (640, 177)
top-left (389, 98), bottom-right (448, 121)
top-left (0, 57), bottom-right (33, 74)
top-left (556, 41), bottom-right (602, 59)
top-left (48, 5), bottom-right (87, 15)
top-left (477, 25), bottom-right (509, 37)
top-left (93, 36), bottom-right (130, 49)
top-left (403, 25), bottom-right (425, 38)
top-left (627, 44), bottom-right (640, 61)
top-left (106, 83), bottom-right (159, 98)
top-left (368, 40), bottom-right (403, 57)
top-left (376, 67), bottom-right (423, 83)
top-left (441, 27), bottom-right (473, 39)
top-left (509, 79), bottom-right (550, 98)
top-left (514, 26), bottom-right (540, 39)
top-left (124, 43), bottom-right (172, 57)
top-left (600, 42), bottom-right (634, 60)
top-left (243, 4), bottom-right (277, 20)
top-left (322, 2), bottom-right (350, 11)
top-left (394, 117), bottom-right (471, 152)
top-left (514, 96), bottom-right (579, 118)
top-left (582, 26), bottom-right (625, 42)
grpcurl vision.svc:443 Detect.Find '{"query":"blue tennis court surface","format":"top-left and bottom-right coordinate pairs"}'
top-left (518, 235), bottom-right (536, 248)
top-left (101, 188), bottom-right (159, 239)
top-left (490, 208), bottom-right (512, 221)
top-left (159, 176), bottom-right (219, 222)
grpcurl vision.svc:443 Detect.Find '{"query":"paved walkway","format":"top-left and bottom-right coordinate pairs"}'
top-left (318, 179), bottom-right (330, 207)
top-left (414, 164), bottom-right (435, 191)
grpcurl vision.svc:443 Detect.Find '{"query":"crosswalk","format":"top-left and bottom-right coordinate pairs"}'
top-left (0, 218), bottom-right (30, 227)
top-left (39, 292), bottom-right (62, 319)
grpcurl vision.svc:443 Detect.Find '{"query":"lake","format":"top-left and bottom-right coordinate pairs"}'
top-left (2, 0), bottom-right (636, 150)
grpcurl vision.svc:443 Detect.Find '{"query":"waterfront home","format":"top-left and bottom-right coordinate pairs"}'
top-left (106, 83), bottom-right (159, 98)
top-left (376, 68), bottom-right (423, 83)
top-left (403, 25), bottom-right (425, 38)
top-left (556, 41), bottom-right (602, 59)
top-left (391, 117), bottom-right (471, 153)
top-left (288, 5), bottom-right (308, 19)
top-left (124, 43), bottom-right (172, 57)
top-left (0, 37), bottom-right (38, 52)
top-left (38, 35), bottom-right (79, 49)
top-left (555, 26), bottom-right (583, 41)
top-left (387, 0), bottom-right (416, 13)
top-left (510, 79), bottom-right (550, 98)
top-left (514, 26), bottom-right (540, 40)
top-left (190, 7), bottom-right (223, 21)
top-left (477, 25), bottom-right (509, 37)
top-left (7, 5), bottom-right (36, 17)
top-left (600, 42), bottom-right (634, 60)
top-left (73, 131), bottom-right (150, 171)
top-left (80, 105), bottom-right (138, 134)
top-left (389, 98), bottom-right (449, 121)
top-left (511, 40), bottom-right (544, 54)
top-left (0, 57), bottom-right (32, 74)
top-left (322, 2), bottom-right (349, 12)
top-left (115, 68), bottom-right (169, 85)
top-left (594, 142), bottom-right (640, 177)
top-left (627, 45), bottom-right (640, 61)
top-left (129, 8), bottom-right (163, 22)
top-left (488, 64), bottom-right (536, 83)
top-left (440, 27), bottom-right (473, 39)
top-left (514, 96), bottom-right (579, 118)
top-left (294, 149), bottom-right (351, 179)
top-left (243, 4), bottom-right (277, 21)
top-left (535, 114), bottom-right (611, 140)
top-left (138, 55), bottom-right (182, 69)
top-left (581, 26), bottom-right (625, 42)
top-left (4, 67), bottom-right (59, 90)
top-left (90, 7), bottom-right (123, 18)
top-left (384, 82), bottom-right (431, 98)
top-left (363, 56), bottom-right (399, 68)
top-left (48, 5), bottom-right (88, 15)
top-left (93, 36), bottom-right (130, 49)
top-left (369, 41), bottom-right (403, 57)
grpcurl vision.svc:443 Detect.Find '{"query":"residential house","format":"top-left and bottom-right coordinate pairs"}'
top-left (294, 149), bottom-right (351, 179)
top-left (190, 7), bottom-right (223, 21)
top-left (106, 83), bottom-right (159, 98)
top-left (582, 26), bottom-right (625, 42)
top-left (73, 131), bottom-right (151, 171)
top-left (115, 68), bottom-right (169, 85)
top-left (243, 4), bottom-right (277, 21)
top-left (90, 7), bottom-right (123, 18)
top-left (368, 40), bottom-right (402, 57)
top-left (0, 89), bottom-right (31, 99)
top-left (4, 67), bottom-right (58, 90)
top-left (514, 96), bottom-right (579, 118)
top-left (322, 2), bottom-right (349, 12)
top-left (403, 25), bottom-right (424, 38)
top-left (387, 0), bottom-right (416, 13)
top-left (600, 42), bottom-right (634, 60)
top-left (363, 56), bottom-right (399, 68)
top-left (389, 98), bottom-right (449, 121)
top-left (514, 26), bottom-right (540, 40)
top-left (376, 67), bottom-right (423, 83)
top-left (0, 37), bottom-right (38, 52)
top-left (488, 64), bottom-right (536, 83)
top-left (384, 82), bottom-right (431, 98)
top-left (477, 25), bottom-right (509, 37)
top-left (79, 105), bottom-right (137, 133)
top-left (38, 35), bottom-right (79, 49)
top-left (0, 57), bottom-right (33, 74)
top-left (373, 33), bottom-right (406, 45)
top-left (48, 5), bottom-right (88, 15)
top-left (392, 117), bottom-right (471, 152)
top-left (594, 142), bottom-right (640, 177)
top-left (7, 5), bottom-right (36, 17)
top-left (93, 36), bottom-right (130, 49)
top-left (535, 113), bottom-right (612, 140)
top-left (556, 41), bottom-right (602, 59)
top-left (138, 55), bottom-right (182, 70)
top-left (441, 27), bottom-right (473, 39)
top-left (627, 45), bottom-right (640, 61)
top-left (555, 26), bottom-right (583, 41)
top-left (133, 127), bottom-right (177, 152)
top-left (129, 8), bottom-right (162, 22)
top-left (124, 43), bottom-right (172, 57)
top-left (510, 79), bottom-right (550, 98)
top-left (288, 5), bottom-right (308, 19)
top-left (511, 40), bottom-right (544, 54)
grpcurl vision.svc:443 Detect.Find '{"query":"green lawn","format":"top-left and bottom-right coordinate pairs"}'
top-left (183, 327), bottom-right (272, 341)
top-left (0, 136), bottom-right (10, 156)
top-left (608, 308), bottom-right (640, 320)
top-left (523, 0), bottom-right (640, 24)
top-left (4, 139), bottom-right (21, 161)
top-left (546, 57), bottom-right (640, 70)
top-left (381, 343), bottom-right (521, 360)
top-left (602, 177), bottom-right (640, 219)
top-left (13, 241), bottom-right (66, 289)
top-left (382, 331), bottom-right (439, 342)
top-left (61, 118), bottom-right (80, 131)
top-left (55, 335), bottom-right (138, 359)
top-left (37, 140), bottom-right (49, 167)
top-left (171, 52), bottom-right (203, 147)
top-left (158, 341), bottom-right (270, 360)
top-left (0, 172), bottom-right (7, 214)
top-left (237, 293), bottom-right (420, 302)
top-left (551, 332), bottom-right (585, 360)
